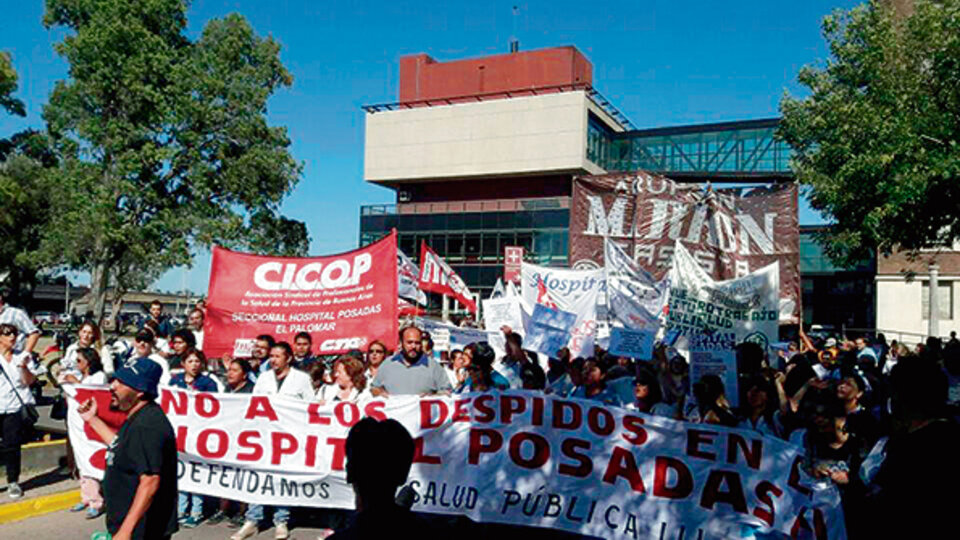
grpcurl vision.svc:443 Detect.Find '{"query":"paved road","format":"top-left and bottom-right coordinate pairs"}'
top-left (4, 509), bottom-right (336, 540)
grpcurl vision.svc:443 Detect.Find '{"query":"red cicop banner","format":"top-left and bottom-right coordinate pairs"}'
top-left (570, 173), bottom-right (800, 323)
top-left (418, 242), bottom-right (477, 313)
top-left (205, 232), bottom-right (398, 358)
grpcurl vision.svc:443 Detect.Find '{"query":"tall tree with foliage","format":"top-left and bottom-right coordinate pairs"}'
top-left (1, 51), bottom-right (55, 304)
top-left (780, 0), bottom-right (960, 266)
top-left (0, 51), bottom-right (26, 117)
top-left (41, 0), bottom-right (309, 320)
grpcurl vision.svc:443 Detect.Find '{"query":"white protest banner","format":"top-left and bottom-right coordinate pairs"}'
top-left (667, 242), bottom-right (779, 350)
top-left (483, 297), bottom-right (524, 336)
top-left (65, 385), bottom-right (845, 539)
top-left (524, 304), bottom-right (578, 357)
top-left (419, 242), bottom-right (477, 312)
top-left (604, 238), bottom-right (666, 329)
top-left (689, 332), bottom-right (740, 408)
top-left (399, 249), bottom-right (427, 305)
top-left (607, 327), bottom-right (656, 360)
top-left (521, 263), bottom-right (604, 358)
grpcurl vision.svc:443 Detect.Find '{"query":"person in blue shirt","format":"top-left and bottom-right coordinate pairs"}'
top-left (169, 349), bottom-right (217, 527)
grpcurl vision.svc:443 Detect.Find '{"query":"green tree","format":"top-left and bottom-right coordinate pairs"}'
top-left (0, 51), bottom-right (26, 117)
top-left (1, 52), bottom-right (53, 304)
top-left (41, 0), bottom-right (309, 320)
top-left (780, 0), bottom-right (960, 266)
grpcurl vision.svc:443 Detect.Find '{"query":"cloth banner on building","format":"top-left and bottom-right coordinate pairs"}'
top-left (419, 242), bottom-right (477, 313)
top-left (570, 173), bottom-right (799, 323)
top-left (204, 233), bottom-right (399, 358)
top-left (399, 249), bottom-right (427, 306)
top-left (667, 242), bottom-right (779, 350)
top-left (520, 263), bottom-right (604, 358)
top-left (605, 238), bottom-right (667, 329)
top-left (524, 305), bottom-right (578, 357)
top-left (64, 385), bottom-right (845, 539)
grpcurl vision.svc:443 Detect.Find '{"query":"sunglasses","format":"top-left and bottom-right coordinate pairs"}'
top-left (0, 330), bottom-right (16, 337)
top-left (369, 349), bottom-right (386, 355)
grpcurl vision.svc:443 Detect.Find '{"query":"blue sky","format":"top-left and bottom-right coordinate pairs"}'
top-left (1, 0), bottom-right (862, 294)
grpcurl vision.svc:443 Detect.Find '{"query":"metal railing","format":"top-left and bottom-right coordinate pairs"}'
top-left (362, 83), bottom-right (635, 130)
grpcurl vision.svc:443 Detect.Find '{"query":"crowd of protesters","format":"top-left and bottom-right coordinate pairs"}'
top-left (3, 291), bottom-right (960, 538)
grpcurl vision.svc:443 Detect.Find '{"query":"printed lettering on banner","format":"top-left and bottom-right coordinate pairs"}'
top-left (570, 173), bottom-right (800, 324)
top-left (64, 385), bottom-right (846, 540)
top-left (204, 232), bottom-right (398, 358)
top-left (520, 262), bottom-right (604, 358)
top-left (666, 242), bottom-right (779, 351)
top-left (607, 327), bottom-right (656, 360)
top-left (419, 242), bottom-right (477, 313)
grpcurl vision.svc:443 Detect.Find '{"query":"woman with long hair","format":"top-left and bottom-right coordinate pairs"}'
top-left (65, 348), bottom-right (106, 518)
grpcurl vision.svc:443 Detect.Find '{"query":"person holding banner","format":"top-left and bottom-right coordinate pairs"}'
top-left (364, 341), bottom-right (389, 380)
top-left (370, 326), bottom-right (451, 397)
top-left (169, 349), bottom-right (218, 528)
top-left (77, 356), bottom-right (178, 540)
top-left (316, 356), bottom-right (369, 404)
top-left (570, 359), bottom-right (622, 406)
top-left (457, 342), bottom-right (509, 393)
top-left (234, 342), bottom-right (313, 540)
top-left (63, 348), bottom-right (107, 519)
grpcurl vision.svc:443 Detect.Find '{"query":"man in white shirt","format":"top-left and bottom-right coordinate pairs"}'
top-left (0, 290), bottom-right (40, 354)
top-left (234, 342), bottom-right (311, 540)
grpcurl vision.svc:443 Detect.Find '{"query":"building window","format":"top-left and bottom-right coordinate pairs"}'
top-left (922, 281), bottom-right (953, 320)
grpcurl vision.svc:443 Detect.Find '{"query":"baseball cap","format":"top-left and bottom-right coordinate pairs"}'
top-left (825, 338), bottom-right (838, 348)
top-left (113, 357), bottom-right (162, 397)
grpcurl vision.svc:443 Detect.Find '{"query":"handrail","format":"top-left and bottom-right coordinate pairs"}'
top-left (362, 83), bottom-right (635, 130)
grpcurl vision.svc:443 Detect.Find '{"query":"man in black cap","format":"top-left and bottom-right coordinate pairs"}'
top-left (79, 356), bottom-right (178, 540)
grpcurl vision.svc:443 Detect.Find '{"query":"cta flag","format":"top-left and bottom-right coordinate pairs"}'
top-left (418, 242), bottom-right (477, 313)
top-left (204, 232), bottom-right (399, 358)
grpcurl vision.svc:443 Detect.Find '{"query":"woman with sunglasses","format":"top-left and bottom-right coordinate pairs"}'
top-left (0, 323), bottom-right (46, 499)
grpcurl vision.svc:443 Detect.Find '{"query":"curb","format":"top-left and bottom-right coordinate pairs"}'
top-left (0, 489), bottom-right (81, 525)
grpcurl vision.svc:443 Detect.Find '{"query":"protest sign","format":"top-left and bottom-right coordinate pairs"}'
top-left (524, 304), bottom-right (578, 357)
top-left (482, 297), bottom-right (524, 336)
top-left (688, 332), bottom-right (740, 408)
top-left (607, 327), bottom-right (656, 360)
top-left (570, 173), bottom-right (800, 323)
top-left (521, 263), bottom-right (604, 358)
top-left (65, 385), bottom-right (846, 539)
top-left (204, 233), bottom-right (398, 358)
top-left (419, 242), bottom-right (477, 312)
top-left (667, 242), bottom-right (779, 351)
top-left (504, 246), bottom-right (524, 283)
top-left (419, 318), bottom-right (500, 352)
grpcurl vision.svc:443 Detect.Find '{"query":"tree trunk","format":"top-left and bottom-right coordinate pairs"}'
top-left (89, 262), bottom-right (110, 326)
top-left (110, 287), bottom-right (125, 335)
